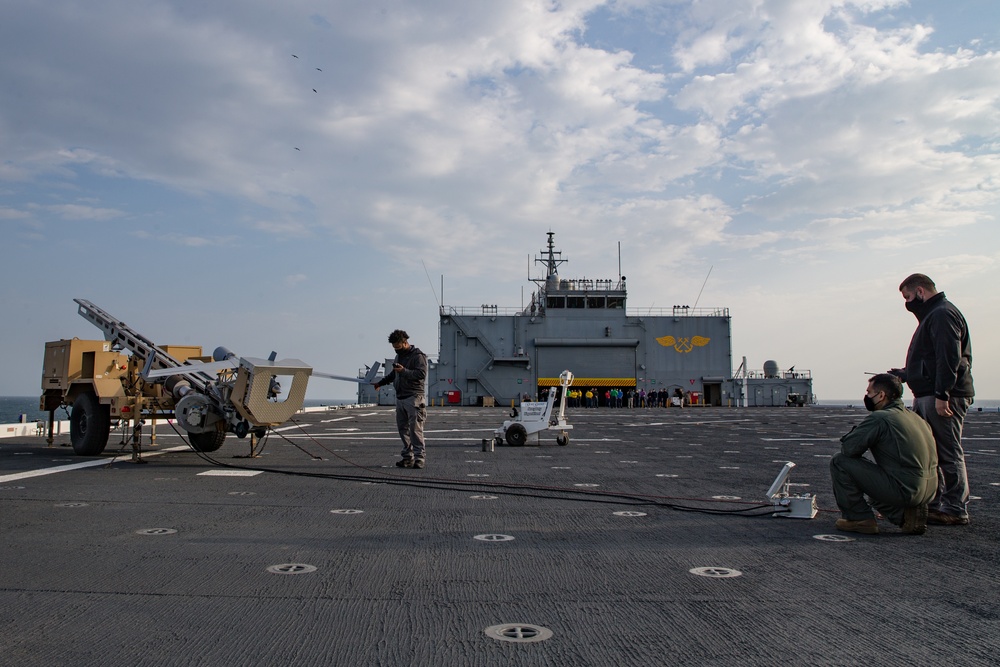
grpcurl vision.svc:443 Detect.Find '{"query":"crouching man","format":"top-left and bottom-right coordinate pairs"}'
top-left (830, 374), bottom-right (938, 535)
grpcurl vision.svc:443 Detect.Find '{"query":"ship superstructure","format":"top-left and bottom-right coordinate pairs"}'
top-left (362, 233), bottom-right (814, 407)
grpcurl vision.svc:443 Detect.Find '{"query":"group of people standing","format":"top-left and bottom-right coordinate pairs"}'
top-left (830, 273), bottom-right (974, 536)
top-left (564, 387), bottom-right (690, 408)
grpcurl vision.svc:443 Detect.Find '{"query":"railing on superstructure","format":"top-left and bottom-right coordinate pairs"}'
top-left (440, 305), bottom-right (731, 317)
top-left (548, 278), bottom-right (624, 292)
top-left (743, 369), bottom-right (813, 379)
top-left (630, 306), bottom-right (731, 317)
top-left (442, 305), bottom-right (525, 317)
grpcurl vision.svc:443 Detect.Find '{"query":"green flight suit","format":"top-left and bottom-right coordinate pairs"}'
top-left (830, 399), bottom-right (938, 524)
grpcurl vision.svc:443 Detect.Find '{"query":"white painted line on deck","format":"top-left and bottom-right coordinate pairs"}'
top-left (628, 419), bottom-right (754, 427)
top-left (281, 428), bottom-right (496, 438)
top-left (0, 446), bottom-right (190, 484)
top-left (760, 437), bottom-right (840, 442)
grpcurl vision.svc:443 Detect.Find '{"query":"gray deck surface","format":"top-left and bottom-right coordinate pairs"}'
top-left (1, 405), bottom-right (998, 666)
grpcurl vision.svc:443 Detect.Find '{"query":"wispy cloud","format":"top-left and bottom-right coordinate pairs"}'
top-left (33, 203), bottom-right (125, 221)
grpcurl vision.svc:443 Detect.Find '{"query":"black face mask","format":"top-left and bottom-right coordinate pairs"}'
top-left (863, 393), bottom-right (883, 411)
top-left (904, 296), bottom-right (924, 313)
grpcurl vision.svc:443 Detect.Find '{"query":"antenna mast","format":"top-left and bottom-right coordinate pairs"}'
top-left (530, 231), bottom-right (568, 292)
top-left (692, 266), bottom-right (713, 310)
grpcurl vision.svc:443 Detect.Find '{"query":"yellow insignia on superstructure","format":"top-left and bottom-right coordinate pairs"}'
top-left (656, 335), bottom-right (711, 354)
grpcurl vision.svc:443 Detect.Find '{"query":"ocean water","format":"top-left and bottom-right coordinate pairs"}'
top-left (0, 397), bottom-right (49, 424)
top-left (0, 396), bottom-right (355, 424)
top-left (817, 399), bottom-right (1000, 410)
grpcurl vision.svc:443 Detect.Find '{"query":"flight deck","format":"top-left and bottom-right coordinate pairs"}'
top-left (2, 405), bottom-right (999, 666)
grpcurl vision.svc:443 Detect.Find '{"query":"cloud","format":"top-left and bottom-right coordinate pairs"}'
top-left (655, 1), bottom-right (1000, 262)
top-left (6, 0), bottom-right (989, 263)
top-left (0, 207), bottom-right (30, 220)
top-left (131, 229), bottom-right (237, 247)
top-left (38, 203), bottom-right (125, 221)
top-left (253, 218), bottom-right (314, 237)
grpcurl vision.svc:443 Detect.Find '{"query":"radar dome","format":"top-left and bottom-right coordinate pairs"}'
top-left (763, 360), bottom-right (779, 378)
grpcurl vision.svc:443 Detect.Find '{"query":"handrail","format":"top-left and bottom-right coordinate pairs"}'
top-left (441, 305), bottom-right (731, 317)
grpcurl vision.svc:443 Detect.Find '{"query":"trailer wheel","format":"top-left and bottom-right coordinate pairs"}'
top-left (70, 392), bottom-right (110, 456)
top-left (189, 426), bottom-right (226, 452)
top-left (556, 432), bottom-right (569, 446)
top-left (505, 423), bottom-right (527, 447)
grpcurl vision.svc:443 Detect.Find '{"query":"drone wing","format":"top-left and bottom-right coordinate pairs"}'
top-left (313, 361), bottom-right (382, 384)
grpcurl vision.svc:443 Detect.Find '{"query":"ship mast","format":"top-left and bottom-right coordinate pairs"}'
top-left (532, 231), bottom-right (568, 296)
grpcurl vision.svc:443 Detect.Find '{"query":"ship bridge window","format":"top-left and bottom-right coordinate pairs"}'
top-left (546, 296), bottom-right (565, 309)
top-left (606, 296), bottom-right (625, 309)
top-left (587, 296), bottom-right (605, 309)
top-left (566, 296), bottom-right (586, 308)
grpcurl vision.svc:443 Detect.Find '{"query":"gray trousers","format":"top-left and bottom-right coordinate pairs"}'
top-left (395, 395), bottom-right (427, 461)
top-left (829, 453), bottom-right (921, 525)
top-left (912, 395), bottom-right (972, 518)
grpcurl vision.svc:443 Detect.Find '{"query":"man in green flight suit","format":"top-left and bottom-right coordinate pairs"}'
top-left (830, 373), bottom-right (938, 535)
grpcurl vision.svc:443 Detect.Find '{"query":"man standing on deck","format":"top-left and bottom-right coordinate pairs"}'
top-left (890, 274), bottom-right (975, 526)
top-left (830, 374), bottom-right (938, 535)
top-left (373, 330), bottom-right (428, 469)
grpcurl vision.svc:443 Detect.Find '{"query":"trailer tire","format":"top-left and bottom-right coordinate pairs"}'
top-left (70, 392), bottom-right (110, 456)
top-left (556, 432), bottom-right (569, 446)
top-left (189, 427), bottom-right (226, 453)
top-left (505, 423), bottom-right (527, 447)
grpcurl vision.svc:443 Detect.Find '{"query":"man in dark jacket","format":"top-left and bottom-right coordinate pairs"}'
top-left (891, 274), bottom-right (974, 525)
top-left (830, 374), bottom-right (938, 535)
top-left (373, 329), bottom-right (428, 469)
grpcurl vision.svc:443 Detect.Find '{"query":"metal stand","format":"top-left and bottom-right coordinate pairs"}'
top-left (128, 397), bottom-right (147, 464)
top-left (46, 409), bottom-right (56, 448)
top-left (234, 432), bottom-right (261, 459)
top-left (130, 418), bottom-right (147, 464)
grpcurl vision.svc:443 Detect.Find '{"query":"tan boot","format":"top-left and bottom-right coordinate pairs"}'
top-left (835, 518), bottom-right (879, 535)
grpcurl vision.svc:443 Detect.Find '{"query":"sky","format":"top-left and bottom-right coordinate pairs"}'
top-left (1, 0), bottom-right (997, 402)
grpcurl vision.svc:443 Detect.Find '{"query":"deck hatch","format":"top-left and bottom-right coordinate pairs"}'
top-left (484, 624), bottom-right (553, 643)
top-left (267, 563), bottom-right (317, 574)
top-left (689, 567), bottom-right (742, 578)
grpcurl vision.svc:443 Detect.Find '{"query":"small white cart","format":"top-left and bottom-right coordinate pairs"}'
top-left (486, 370), bottom-right (574, 448)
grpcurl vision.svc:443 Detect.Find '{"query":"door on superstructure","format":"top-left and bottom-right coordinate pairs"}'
top-left (771, 386), bottom-right (788, 406)
top-left (535, 345), bottom-right (637, 390)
